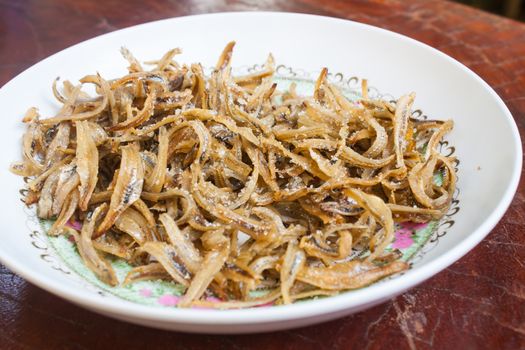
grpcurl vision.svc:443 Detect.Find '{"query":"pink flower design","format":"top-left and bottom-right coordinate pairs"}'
top-left (392, 228), bottom-right (414, 249)
top-left (158, 294), bottom-right (180, 306)
top-left (139, 288), bottom-right (152, 298)
top-left (400, 221), bottom-right (428, 231)
top-left (66, 219), bottom-right (82, 231)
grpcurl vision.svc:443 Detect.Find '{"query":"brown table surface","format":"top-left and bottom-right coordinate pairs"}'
top-left (1, 0), bottom-right (525, 349)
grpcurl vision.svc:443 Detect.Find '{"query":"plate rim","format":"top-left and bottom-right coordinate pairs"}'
top-left (0, 11), bottom-right (521, 326)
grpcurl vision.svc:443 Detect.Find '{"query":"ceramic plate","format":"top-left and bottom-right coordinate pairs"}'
top-left (0, 12), bottom-right (521, 333)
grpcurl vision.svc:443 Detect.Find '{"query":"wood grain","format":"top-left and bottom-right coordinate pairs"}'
top-left (1, 0), bottom-right (525, 349)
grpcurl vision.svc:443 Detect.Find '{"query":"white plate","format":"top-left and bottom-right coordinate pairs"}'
top-left (0, 12), bottom-right (521, 333)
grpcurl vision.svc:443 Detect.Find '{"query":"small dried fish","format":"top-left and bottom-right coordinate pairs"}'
top-left (76, 121), bottom-right (99, 210)
top-left (77, 203), bottom-right (119, 286)
top-left (12, 43), bottom-right (456, 307)
top-left (96, 144), bottom-right (144, 236)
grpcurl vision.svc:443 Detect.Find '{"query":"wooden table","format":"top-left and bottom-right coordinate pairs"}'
top-left (1, 0), bottom-right (524, 348)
